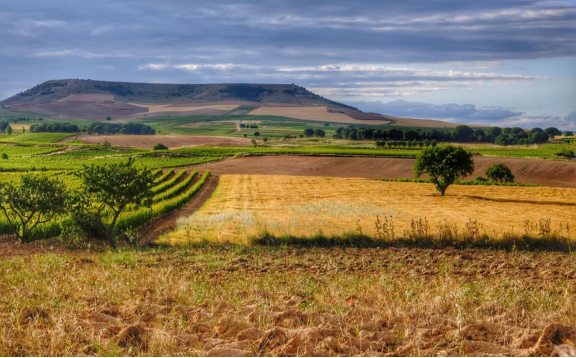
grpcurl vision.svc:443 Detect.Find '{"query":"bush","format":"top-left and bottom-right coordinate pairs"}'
top-left (153, 143), bottom-right (168, 150)
top-left (556, 147), bottom-right (575, 158)
top-left (486, 163), bottom-right (515, 183)
top-left (565, 131), bottom-right (574, 137)
top-left (475, 176), bottom-right (488, 182)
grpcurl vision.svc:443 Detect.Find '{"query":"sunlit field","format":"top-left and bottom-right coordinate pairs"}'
top-left (166, 175), bottom-right (576, 245)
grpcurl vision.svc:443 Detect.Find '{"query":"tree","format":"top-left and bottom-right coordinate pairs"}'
top-left (314, 128), bottom-right (326, 137)
top-left (263, 137), bottom-right (269, 143)
top-left (565, 131), bottom-right (574, 137)
top-left (303, 128), bottom-right (315, 137)
top-left (414, 145), bottom-right (474, 196)
top-left (324, 123), bottom-right (330, 127)
top-left (486, 163), bottom-right (515, 183)
top-left (251, 139), bottom-right (257, 147)
top-left (7, 126), bottom-right (13, 135)
top-left (153, 143), bottom-right (168, 150)
top-left (243, 133), bottom-right (248, 138)
top-left (106, 116), bottom-right (112, 121)
top-left (72, 158), bottom-right (154, 247)
top-left (403, 130), bottom-right (418, 141)
top-left (453, 125), bottom-right (474, 142)
top-left (1, 153), bottom-right (7, 160)
top-left (253, 131), bottom-right (260, 137)
top-left (545, 127), bottom-right (562, 138)
top-left (0, 174), bottom-right (68, 242)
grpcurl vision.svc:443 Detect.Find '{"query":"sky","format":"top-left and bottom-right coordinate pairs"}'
top-left (1, 0), bottom-right (575, 129)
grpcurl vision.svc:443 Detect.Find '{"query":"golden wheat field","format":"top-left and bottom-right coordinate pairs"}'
top-left (165, 175), bottom-right (576, 245)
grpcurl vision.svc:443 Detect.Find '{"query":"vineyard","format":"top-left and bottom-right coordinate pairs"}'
top-left (0, 168), bottom-right (211, 243)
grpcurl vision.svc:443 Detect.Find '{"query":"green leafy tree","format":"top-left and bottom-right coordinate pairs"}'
top-left (545, 127), bottom-right (562, 138)
top-left (0, 174), bottom-right (68, 242)
top-left (253, 131), bottom-right (260, 137)
top-left (486, 163), bottom-right (515, 183)
top-left (106, 116), bottom-right (112, 121)
top-left (1, 153), bottom-right (7, 160)
top-left (251, 139), bottom-right (257, 147)
top-left (72, 158), bottom-right (154, 247)
top-left (303, 128), bottom-right (315, 137)
top-left (314, 128), bottom-right (326, 137)
top-left (7, 125), bottom-right (12, 135)
top-left (414, 145), bottom-right (474, 196)
top-left (153, 143), bottom-right (168, 150)
top-left (564, 131), bottom-right (573, 137)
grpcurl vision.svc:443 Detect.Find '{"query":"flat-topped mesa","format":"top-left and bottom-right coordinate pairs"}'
top-left (0, 79), bottom-right (357, 108)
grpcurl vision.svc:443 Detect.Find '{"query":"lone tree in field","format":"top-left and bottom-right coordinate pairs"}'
top-left (303, 128), bottom-right (315, 137)
top-left (153, 143), bottom-right (168, 150)
top-left (0, 174), bottom-right (68, 242)
top-left (73, 158), bottom-right (154, 247)
top-left (486, 163), bottom-right (515, 183)
top-left (106, 116), bottom-right (112, 121)
top-left (414, 145), bottom-right (474, 196)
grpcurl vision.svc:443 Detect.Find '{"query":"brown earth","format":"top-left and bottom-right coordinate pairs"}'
top-left (6, 101), bottom-right (147, 120)
top-left (140, 175), bottom-right (219, 242)
top-left (76, 134), bottom-right (253, 149)
top-left (1, 245), bottom-right (574, 356)
top-left (326, 106), bottom-right (391, 122)
top-left (188, 155), bottom-right (576, 188)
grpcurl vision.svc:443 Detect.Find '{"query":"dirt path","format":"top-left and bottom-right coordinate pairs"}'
top-left (187, 155), bottom-right (576, 188)
top-left (141, 175), bottom-right (219, 242)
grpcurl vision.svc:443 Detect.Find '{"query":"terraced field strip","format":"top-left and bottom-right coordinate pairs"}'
top-left (141, 174), bottom-right (219, 242)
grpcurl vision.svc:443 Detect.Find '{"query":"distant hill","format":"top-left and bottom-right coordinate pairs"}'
top-left (0, 79), bottom-right (459, 127)
top-left (0, 79), bottom-right (354, 107)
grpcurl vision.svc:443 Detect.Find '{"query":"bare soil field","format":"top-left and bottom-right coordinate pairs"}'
top-left (168, 174), bottom-right (576, 244)
top-left (129, 103), bottom-right (239, 114)
top-left (1, 245), bottom-right (574, 356)
top-left (59, 94), bottom-right (115, 102)
top-left (249, 106), bottom-right (393, 125)
top-left (327, 106), bottom-right (390, 121)
top-left (76, 134), bottom-right (253, 149)
top-left (6, 101), bottom-right (147, 120)
top-left (190, 155), bottom-right (576, 188)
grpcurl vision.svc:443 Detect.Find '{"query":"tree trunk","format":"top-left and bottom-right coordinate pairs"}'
top-left (106, 212), bottom-right (121, 248)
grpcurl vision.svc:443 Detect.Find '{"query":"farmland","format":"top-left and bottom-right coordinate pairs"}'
top-left (165, 175), bottom-right (576, 246)
top-left (0, 128), bottom-right (574, 357)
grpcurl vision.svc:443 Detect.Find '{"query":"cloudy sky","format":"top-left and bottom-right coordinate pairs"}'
top-left (1, 0), bottom-right (575, 129)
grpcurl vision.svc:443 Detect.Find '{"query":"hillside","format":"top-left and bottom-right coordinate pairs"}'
top-left (0, 79), bottom-right (456, 127)
top-left (1, 79), bottom-right (352, 107)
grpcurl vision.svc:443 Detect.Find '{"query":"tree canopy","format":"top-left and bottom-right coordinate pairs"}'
top-left (486, 163), bottom-right (515, 183)
top-left (414, 145), bottom-right (474, 196)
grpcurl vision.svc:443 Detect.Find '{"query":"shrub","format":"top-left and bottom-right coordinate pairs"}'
top-left (153, 143), bottom-right (168, 150)
top-left (486, 163), bottom-right (515, 183)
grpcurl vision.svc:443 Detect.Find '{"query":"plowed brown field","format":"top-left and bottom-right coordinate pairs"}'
top-left (190, 155), bottom-right (576, 188)
top-left (77, 134), bottom-right (252, 149)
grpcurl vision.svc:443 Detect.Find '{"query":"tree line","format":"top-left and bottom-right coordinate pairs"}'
top-left (30, 123), bottom-right (80, 133)
top-left (328, 125), bottom-right (562, 145)
top-left (86, 123), bottom-right (156, 135)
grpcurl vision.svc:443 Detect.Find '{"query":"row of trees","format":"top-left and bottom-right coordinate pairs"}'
top-left (30, 123), bottom-right (80, 133)
top-left (328, 125), bottom-right (560, 145)
top-left (303, 128), bottom-right (326, 137)
top-left (0, 158), bottom-right (154, 246)
top-left (86, 123), bottom-right (156, 135)
top-left (376, 139), bottom-right (438, 149)
top-left (414, 145), bottom-right (516, 195)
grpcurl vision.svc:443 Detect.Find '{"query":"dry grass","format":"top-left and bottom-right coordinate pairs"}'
top-left (167, 175), bottom-right (576, 245)
top-left (249, 106), bottom-right (391, 125)
top-left (0, 244), bottom-right (574, 356)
